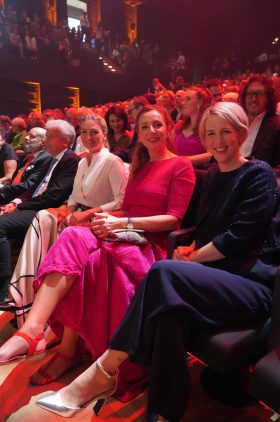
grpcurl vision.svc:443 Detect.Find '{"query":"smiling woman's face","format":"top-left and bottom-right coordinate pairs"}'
top-left (204, 115), bottom-right (242, 170)
top-left (108, 114), bottom-right (124, 134)
top-left (80, 120), bottom-right (106, 154)
top-left (138, 110), bottom-right (167, 153)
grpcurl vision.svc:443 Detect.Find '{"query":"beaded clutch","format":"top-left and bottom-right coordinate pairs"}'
top-left (105, 229), bottom-right (148, 245)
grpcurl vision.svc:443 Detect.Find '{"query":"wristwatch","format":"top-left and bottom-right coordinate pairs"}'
top-left (126, 217), bottom-right (134, 229)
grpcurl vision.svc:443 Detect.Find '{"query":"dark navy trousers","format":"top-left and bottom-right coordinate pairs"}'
top-left (110, 260), bottom-right (275, 421)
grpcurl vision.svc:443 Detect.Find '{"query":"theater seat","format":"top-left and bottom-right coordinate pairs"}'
top-left (167, 227), bottom-right (277, 406)
top-left (249, 270), bottom-right (280, 415)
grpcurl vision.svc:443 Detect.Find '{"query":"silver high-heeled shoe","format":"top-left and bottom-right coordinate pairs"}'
top-left (35, 358), bottom-right (119, 418)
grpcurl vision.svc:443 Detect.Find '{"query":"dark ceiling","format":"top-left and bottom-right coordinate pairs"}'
top-left (137, 0), bottom-right (280, 64)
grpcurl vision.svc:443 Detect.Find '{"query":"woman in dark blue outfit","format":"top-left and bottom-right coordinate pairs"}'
top-left (36, 102), bottom-right (280, 421)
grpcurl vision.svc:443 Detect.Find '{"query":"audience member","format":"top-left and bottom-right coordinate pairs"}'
top-left (174, 89), bottom-right (187, 121)
top-left (222, 91), bottom-right (239, 102)
top-left (0, 119), bottom-right (79, 304)
top-left (105, 105), bottom-right (132, 163)
top-left (172, 86), bottom-right (213, 166)
top-left (239, 75), bottom-right (280, 167)
top-left (27, 112), bottom-right (44, 129)
top-left (205, 79), bottom-right (223, 102)
top-left (0, 127), bottom-right (52, 207)
top-left (157, 90), bottom-right (177, 121)
top-left (0, 132), bottom-right (17, 187)
top-left (10, 117), bottom-right (27, 152)
top-left (0, 115), bottom-right (14, 144)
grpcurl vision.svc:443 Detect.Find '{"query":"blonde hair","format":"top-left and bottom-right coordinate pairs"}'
top-left (199, 102), bottom-right (249, 147)
top-left (79, 113), bottom-right (109, 148)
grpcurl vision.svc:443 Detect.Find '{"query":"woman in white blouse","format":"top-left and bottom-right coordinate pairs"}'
top-left (8, 114), bottom-right (127, 327)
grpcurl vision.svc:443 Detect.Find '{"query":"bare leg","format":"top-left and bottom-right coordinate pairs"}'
top-left (0, 272), bottom-right (75, 360)
top-left (60, 349), bottom-right (128, 407)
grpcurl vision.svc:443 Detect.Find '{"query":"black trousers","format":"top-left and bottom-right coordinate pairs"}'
top-left (110, 260), bottom-right (275, 421)
top-left (0, 210), bottom-right (36, 299)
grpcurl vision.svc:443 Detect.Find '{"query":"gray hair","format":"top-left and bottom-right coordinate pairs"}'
top-left (29, 127), bottom-right (46, 141)
top-left (45, 119), bottom-right (76, 145)
top-left (199, 102), bottom-right (249, 146)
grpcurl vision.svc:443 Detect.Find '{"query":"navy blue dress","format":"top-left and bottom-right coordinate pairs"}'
top-left (110, 160), bottom-right (280, 421)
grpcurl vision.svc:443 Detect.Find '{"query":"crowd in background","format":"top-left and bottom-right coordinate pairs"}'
top-left (0, 74), bottom-right (280, 184)
top-left (1, 3), bottom-right (279, 83)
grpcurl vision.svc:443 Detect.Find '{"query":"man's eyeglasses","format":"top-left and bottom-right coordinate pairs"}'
top-left (246, 90), bottom-right (266, 98)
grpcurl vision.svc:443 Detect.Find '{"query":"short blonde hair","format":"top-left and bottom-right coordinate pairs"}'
top-left (199, 102), bottom-right (249, 146)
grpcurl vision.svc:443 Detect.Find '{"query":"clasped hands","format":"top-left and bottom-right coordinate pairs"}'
top-left (172, 241), bottom-right (196, 261)
top-left (90, 213), bottom-right (124, 239)
top-left (58, 210), bottom-right (123, 238)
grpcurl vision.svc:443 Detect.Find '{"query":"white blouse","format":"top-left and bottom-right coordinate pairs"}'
top-left (67, 148), bottom-right (127, 211)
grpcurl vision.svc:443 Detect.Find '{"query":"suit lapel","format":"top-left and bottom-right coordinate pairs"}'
top-left (251, 112), bottom-right (270, 155)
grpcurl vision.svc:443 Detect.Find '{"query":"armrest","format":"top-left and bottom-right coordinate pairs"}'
top-left (269, 268), bottom-right (280, 350)
top-left (167, 226), bottom-right (196, 259)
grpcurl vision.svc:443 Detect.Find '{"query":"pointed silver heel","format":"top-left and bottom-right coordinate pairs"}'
top-left (35, 358), bottom-right (119, 418)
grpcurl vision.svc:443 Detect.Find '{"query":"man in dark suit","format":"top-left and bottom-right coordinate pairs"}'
top-left (239, 75), bottom-right (280, 168)
top-left (0, 119), bottom-right (80, 303)
top-left (0, 127), bottom-right (53, 205)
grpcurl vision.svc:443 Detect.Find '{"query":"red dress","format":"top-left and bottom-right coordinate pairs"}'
top-left (34, 156), bottom-right (195, 401)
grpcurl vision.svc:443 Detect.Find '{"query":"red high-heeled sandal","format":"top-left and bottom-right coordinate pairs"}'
top-left (29, 351), bottom-right (78, 385)
top-left (0, 332), bottom-right (45, 364)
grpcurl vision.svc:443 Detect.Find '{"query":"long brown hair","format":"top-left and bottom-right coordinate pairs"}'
top-left (130, 105), bottom-right (174, 178)
top-left (175, 86), bottom-right (213, 135)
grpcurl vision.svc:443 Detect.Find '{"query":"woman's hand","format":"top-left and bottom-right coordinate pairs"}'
top-left (68, 211), bottom-right (90, 226)
top-left (90, 213), bottom-right (125, 238)
top-left (173, 241), bottom-right (195, 261)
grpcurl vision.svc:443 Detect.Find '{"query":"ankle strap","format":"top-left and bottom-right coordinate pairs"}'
top-left (96, 358), bottom-right (115, 379)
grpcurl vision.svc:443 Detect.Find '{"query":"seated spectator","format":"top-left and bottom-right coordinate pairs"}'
top-left (157, 90), bottom-right (177, 121)
top-left (172, 86), bottom-right (213, 164)
top-left (222, 91), bottom-right (239, 102)
top-left (0, 119), bottom-right (79, 303)
top-left (205, 79), bottom-right (223, 102)
top-left (127, 96), bottom-right (149, 129)
top-left (0, 115), bottom-right (14, 144)
top-left (9, 26), bottom-right (24, 58)
top-left (0, 127), bottom-right (52, 205)
top-left (174, 89), bottom-right (187, 121)
top-left (105, 105), bottom-right (132, 163)
top-left (239, 75), bottom-right (280, 167)
top-left (174, 75), bottom-right (186, 92)
top-left (127, 96), bottom-right (149, 160)
top-left (35, 102), bottom-right (280, 421)
top-left (24, 28), bottom-right (38, 59)
top-left (0, 106), bottom-right (195, 406)
top-left (0, 132), bottom-right (17, 187)
top-left (11, 117), bottom-right (27, 152)
top-left (27, 112), bottom-right (45, 129)
top-left (151, 77), bottom-right (165, 95)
